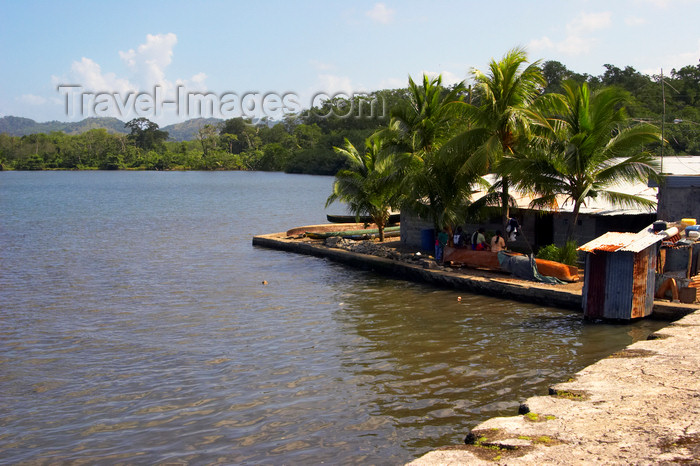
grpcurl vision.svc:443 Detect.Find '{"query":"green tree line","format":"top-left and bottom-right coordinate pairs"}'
top-left (0, 58), bottom-right (698, 173)
top-left (0, 90), bottom-right (406, 173)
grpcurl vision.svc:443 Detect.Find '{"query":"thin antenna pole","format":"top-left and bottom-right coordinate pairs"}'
top-left (661, 68), bottom-right (665, 173)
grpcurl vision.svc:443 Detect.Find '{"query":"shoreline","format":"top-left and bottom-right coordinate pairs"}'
top-left (408, 309), bottom-right (700, 464)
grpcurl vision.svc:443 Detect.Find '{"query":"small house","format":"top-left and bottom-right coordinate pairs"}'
top-left (399, 156), bottom-right (700, 252)
top-left (578, 231), bottom-right (663, 321)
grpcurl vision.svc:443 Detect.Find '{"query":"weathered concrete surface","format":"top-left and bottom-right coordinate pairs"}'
top-left (408, 310), bottom-right (700, 465)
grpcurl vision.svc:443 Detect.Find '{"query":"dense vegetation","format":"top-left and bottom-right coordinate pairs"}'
top-left (0, 90), bottom-right (407, 173)
top-left (0, 58), bottom-right (697, 175)
top-left (328, 48), bottom-right (665, 242)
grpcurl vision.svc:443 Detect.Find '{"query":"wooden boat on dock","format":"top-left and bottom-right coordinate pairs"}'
top-left (286, 223), bottom-right (375, 237)
top-left (326, 213), bottom-right (401, 224)
top-left (533, 258), bottom-right (580, 282)
top-left (444, 247), bottom-right (502, 271)
top-left (305, 225), bottom-right (401, 240)
top-left (443, 247), bottom-right (579, 282)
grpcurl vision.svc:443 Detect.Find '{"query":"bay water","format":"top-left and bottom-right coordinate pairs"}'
top-left (0, 171), bottom-right (666, 464)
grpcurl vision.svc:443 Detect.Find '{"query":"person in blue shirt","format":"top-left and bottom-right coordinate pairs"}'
top-left (435, 228), bottom-right (449, 263)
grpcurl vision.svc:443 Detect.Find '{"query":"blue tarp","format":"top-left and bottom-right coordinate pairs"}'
top-left (497, 252), bottom-right (566, 285)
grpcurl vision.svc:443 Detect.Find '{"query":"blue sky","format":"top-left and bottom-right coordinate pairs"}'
top-left (1, 0), bottom-right (699, 125)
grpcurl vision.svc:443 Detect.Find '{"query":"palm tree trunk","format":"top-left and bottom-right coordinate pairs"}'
top-left (567, 201), bottom-right (582, 242)
top-left (373, 214), bottom-right (386, 242)
top-left (501, 177), bottom-right (510, 232)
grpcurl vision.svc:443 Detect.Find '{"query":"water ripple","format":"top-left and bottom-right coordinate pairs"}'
top-left (0, 172), bottom-right (668, 464)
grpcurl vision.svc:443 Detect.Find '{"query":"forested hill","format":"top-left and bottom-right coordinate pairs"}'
top-left (161, 118), bottom-right (223, 141)
top-left (0, 116), bottom-right (224, 141)
top-left (0, 116), bottom-right (128, 136)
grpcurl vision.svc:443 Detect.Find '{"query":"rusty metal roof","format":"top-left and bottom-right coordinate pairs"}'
top-left (578, 231), bottom-right (663, 253)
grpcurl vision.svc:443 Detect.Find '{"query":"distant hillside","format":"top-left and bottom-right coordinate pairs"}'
top-left (0, 115), bottom-right (225, 141)
top-left (0, 116), bottom-right (128, 136)
top-left (161, 118), bottom-right (223, 141)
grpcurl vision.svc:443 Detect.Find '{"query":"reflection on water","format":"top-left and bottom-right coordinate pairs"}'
top-left (332, 279), bottom-right (665, 456)
top-left (0, 171), bottom-right (668, 464)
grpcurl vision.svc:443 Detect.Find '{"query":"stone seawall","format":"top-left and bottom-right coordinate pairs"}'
top-left (408, 309), bottom-right (700, 464)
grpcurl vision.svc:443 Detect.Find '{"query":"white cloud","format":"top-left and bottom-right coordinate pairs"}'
top-left (567, 11), bottom-right (611, 33)
top-left (48, 33), bottom-right (210, 124)
top-left (529, 36), bottom-right (555, 51)
top-left (529, 11), bottom-right (611, 57)
top-left (441, 71), bottom-right (464, 87)
top-left (317, 74), bottom-right (357, 95)
top-left (19, 94), bottom-right (47, 105)
top-left (118, 33), bottom-right (177, 89)
top-left (189, 72), bottom-right (207, 85)
top-left (557, 35), bottom-right (592, 56)
top-left (69, 57), bottom-right (134, 93)
top-left (378, 76), bottom-right (407, 89)
top-left (662, 38), bottom-right (700, 72)
top-left (58, 33), bottom-right (198, 97)
top-left (641, 0), bottom-right (671, 7)
top-left (421, 70), bottom-right (463, 87)
top-left (300, 74), bottom-right (364, 111)
top-left (366, 3), bottom-right (395, 24)
top-left (309, 59), bottom-right (335, 72)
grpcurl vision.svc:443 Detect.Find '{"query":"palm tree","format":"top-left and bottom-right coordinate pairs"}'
top-left (388, 74), bottom-right (464, 159)
top-left (326, 136), bottom-right (400, 242)
top-left (382, 74), bottom-right (478, 232)
top-left (503, 80), bottom-right (662, 241)
top-left (449, 47), bottom-right (548, 230)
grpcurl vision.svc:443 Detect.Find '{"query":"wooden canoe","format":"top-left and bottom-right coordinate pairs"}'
top-left (533, 258), bottom-right (579, 282)
top-left (305, 225), bottom-right (401, 239)
top-left (286, 223), bottom-right (378, 237)
top-left (444, 247), bottom-right (579, 282)
top-left (326, 213), bottom-right (400, 224)
top-left (443, 247), bottom-right (502, 271)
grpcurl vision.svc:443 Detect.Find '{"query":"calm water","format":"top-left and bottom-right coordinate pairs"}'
top-left (1, 171), bottom-right (666, 464)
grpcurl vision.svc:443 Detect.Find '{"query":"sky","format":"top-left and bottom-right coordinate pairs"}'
top-left (1, 0), bottom-right (699, 126)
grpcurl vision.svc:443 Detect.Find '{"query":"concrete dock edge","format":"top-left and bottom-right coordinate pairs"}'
top-left (253, 233), bottom-right (581, 309)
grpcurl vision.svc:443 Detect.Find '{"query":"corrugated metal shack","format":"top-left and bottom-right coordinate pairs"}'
top-left (579, 231), bottom-right (663, 320)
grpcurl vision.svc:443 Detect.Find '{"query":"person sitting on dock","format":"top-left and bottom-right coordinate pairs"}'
top-left (436, 227), bottom-right (449, 263)
top-left (491, 230), bottom-right (506, 252)
top-left (506, 218), bottom-right (520, 242)
top-left (471, 228), bottom-right (489, 251)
